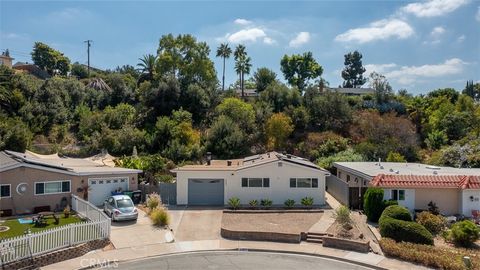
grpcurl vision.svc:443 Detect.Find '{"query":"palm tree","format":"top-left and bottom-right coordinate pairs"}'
top-left (137, 54), bottom-right (157, 80)
top-left (216, 43), bottom-right (232, 91)
top-left (234, 45), bottom-right (248, 97)
top-left (234, 55), bottom-right (252, 98)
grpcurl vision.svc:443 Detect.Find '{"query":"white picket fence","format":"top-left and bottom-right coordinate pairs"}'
top-left (0, 195), bottom-right (110, 265)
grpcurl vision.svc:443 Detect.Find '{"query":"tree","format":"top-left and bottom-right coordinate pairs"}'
top-left (253, 67), bottom-right (277, 92)
top-left (137, 54), bottom-right (157, 81)
top-left (215, 97), bottom-right (255, 132)
top-left (462, 80), bottom-right (479, 100)
top-left (157, 34), bottom-right (217, 88)
top-left (259, 81), bottom-right (301, 112)
top-left (369, 72), bottom-right (393, 104)
top-left (31, 42), bottom-right (71, 76)
top-left (71, 62), bottom-right (88, 79)
top-left (265, 113), bottom-right (294, 150)
top-left (0, 117), bottom-right (32, 152)
top-left (234, 45), bottom-right (251, 97)
top-left (341, 51), bottom-right (367, 88)
top-left (206, 116), bottom-right (248, 159)
top-left (386, 152), bottom-right (406, 162)
top-left (307, 91), bottom-right (352, 133)
top-left (280, 52), bottom-right (322, 91)
top-left (216, 43), bottom-right (232, 91)
top-left (350, 111), bottom-right (418, 161)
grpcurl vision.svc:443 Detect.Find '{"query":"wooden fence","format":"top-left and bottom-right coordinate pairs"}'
top-left (0, 195), bottom-right (110, 265)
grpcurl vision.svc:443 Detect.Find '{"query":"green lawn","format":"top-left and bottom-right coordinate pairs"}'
top-left (0, 215), bottom-right (83, 239)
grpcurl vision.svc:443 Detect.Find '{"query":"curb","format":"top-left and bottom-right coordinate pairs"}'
top-left (78, 248), bottom-right (387, 270)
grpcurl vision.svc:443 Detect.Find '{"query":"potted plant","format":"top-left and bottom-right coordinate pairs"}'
top-left (63, 205), bottom-right (71, 218)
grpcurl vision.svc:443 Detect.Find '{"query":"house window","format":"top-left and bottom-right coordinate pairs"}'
top-left (391, 189), bottom-right (405, 201)
top-left (35, 181), bottom-right (70, 195)
top-left (0, 184), bottom-right (11, 198)
top-left (338, 171), bottom-right (342, 178)
top-left (241, 178), bottom-right (269, 187)
top-left (346, 175), bottom-right (350, 182)
top-left (290, 178), bottom-right (318, 188)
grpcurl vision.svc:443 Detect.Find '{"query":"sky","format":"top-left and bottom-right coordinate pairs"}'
top-left (0, 0), bottom-right (479, 94)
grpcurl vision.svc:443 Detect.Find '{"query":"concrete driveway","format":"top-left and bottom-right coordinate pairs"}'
top-left (172, 207), bottom-right (223, 241)
top-left (110, 209), bottom-right (170, 249)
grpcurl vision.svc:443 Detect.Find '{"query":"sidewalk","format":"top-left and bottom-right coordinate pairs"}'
top-left (42, 238), bottom-right (429, 270)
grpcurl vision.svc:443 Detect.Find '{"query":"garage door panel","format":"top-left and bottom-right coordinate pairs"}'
top-left (89, 177), bottom-right (128, 206)
top-left (188, 179), bottom-right (224, 205)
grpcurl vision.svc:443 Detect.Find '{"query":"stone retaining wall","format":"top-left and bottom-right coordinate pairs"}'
top-left (223, 209), bottom-right (324, 214)
top-left (221, 228), bottom-right (301, 243)
top-left (2, 239), bottom-right (110, 270)
top-left (322, 236), bottom-right (370, 253)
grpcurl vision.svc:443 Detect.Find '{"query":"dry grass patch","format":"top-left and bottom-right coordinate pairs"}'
top-left (222, 212), bottom-right (322, 234)
top-left (380, 238), bottom-right (480, 270)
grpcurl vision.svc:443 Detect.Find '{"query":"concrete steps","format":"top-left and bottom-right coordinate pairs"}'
top-left (305, 232), bottom-right (333, 244)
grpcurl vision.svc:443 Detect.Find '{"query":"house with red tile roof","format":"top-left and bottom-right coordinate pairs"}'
top-left (332, 162), bottom-right (480, 216)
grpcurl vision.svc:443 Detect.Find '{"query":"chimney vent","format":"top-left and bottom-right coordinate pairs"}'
top-left (227, 161), bottom-right (232, 166)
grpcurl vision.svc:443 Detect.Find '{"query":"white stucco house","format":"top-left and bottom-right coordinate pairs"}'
top-left (172, 152), bottom-right (330, 206)
top-left (333, 162), bottom-right (480, 216)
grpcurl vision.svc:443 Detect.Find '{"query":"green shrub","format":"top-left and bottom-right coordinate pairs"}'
top-left (363, 188), bottom-right (384, 222)
top-left (382, 200), bottom-right (398, 208)
top-left (260, 199), bottom-right (272, 208)
top-left (301, 197), bottom-right (314, 207)
top-left (150, 207), bottom-right (169, 226)
top-left (416, 211), bottom-right (446, 235)
top-left (249, 199), bottom-right (258, 208)
top-left (334, 206), bottom-right (353, 230)
top-left (228, 197), bottom-right (241, 210)
top-left (379, 217), bottom-right (433, 245)
top-left (284, 199), bottom-right (295, 208)
top-left (146, 192), bottom-right (161, 211)
top-left (451, 220), bottom-right (480, 247)
top-left (380, 238), bottom-right (480, 270)
top-left (379, 205), bottom-right (412, 223)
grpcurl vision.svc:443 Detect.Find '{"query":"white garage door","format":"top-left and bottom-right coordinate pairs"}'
top-left (88, 177), bottom-right (128, 206)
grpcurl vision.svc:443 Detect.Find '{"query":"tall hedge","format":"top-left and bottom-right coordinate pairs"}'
top-left (379, 217), bottom-right (434, 245)
top-left (363, 188), bottom-right (384, 222)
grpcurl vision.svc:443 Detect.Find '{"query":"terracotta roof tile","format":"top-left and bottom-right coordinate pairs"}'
top-left (371, 174), bottom-right (480, 189)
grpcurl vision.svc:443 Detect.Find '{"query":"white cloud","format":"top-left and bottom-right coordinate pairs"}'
top-left (457, 34), bottom-right (466, 42)
top-left (234, 18), bottom-right (252, 26)
top-left (401, 0), bottom-right (469, 17)
top-left (263, 37), bottom-right (276, 45)
top-left (364, 63), bottom-right (398, 75)
top-left (430, 26), bottom-right (445, 37)
top-left (366, 58), bottom-right (467, 85)
top-left (335, 19), bottom-right (414, 44)
top-left (289, 32), bottom-right (311, 47)
top-left (226, 28), bottom-right (267, 43)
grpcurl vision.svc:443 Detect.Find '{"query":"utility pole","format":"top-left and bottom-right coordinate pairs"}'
top-left (84, 40), bottom-right (92, 77)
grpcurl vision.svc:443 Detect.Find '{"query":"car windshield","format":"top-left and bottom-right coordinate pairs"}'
top-left (116, 199), bottom-right (133, 208)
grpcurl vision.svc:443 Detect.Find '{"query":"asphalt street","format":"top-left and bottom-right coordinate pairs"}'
top-left (115, 251), bottom-right (375, 270)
